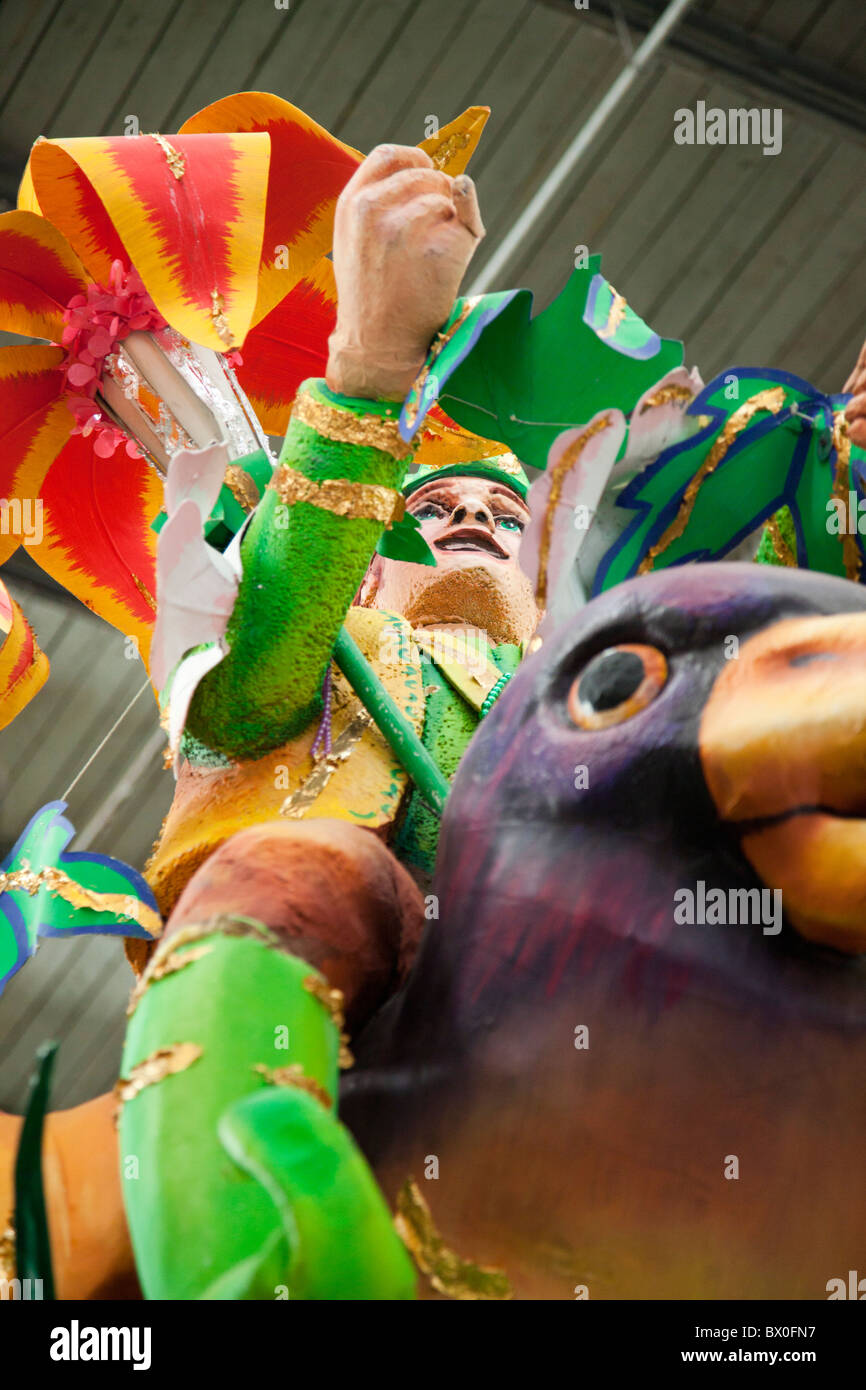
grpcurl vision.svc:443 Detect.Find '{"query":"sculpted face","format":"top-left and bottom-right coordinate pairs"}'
top-left (360, 474), bottom-right (540, 646)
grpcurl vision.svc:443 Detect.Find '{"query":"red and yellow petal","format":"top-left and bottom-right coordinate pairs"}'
top-left (26, 133), bottom-right (269, 352)
top-left (179, 91), bottom-right (358, 331)
top-left (0, 344), bottom-right (69, 565)
top-left (0, 578), bottom-right (49, 731)
top-left (17, 158), bottom-right (40, 215)
top-left (236, 256), bottom-right (335, 434)
top-left (419, 106), bottom-right (490, 176)
top-left (0, 210), bottom-right (88, 342)
top-left (23, 140), bottom-right (127, 287)
top-left (26, 431), bottom-right (162, 665)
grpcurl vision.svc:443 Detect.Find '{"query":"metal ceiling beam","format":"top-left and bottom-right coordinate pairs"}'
top-left (541, 0), bottom-right (866, 139)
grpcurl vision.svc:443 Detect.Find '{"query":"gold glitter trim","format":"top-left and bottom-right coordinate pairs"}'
top-left (831, 412), bottom-right (863, 583)
top-left (280, 706), bottom-right (373, 818)
top-left (394, 1179), bottom-right (512, 1300)
top-left (0, 861), bottom-right (162, 939)
top-left (765, 511), bottom-right (796, 567)
top-left (294, 391), bottom-right (410, 461)
top-left (302, 975), bottom-right (354, 1070)
top-left (428, 131), bottom-right (471, 171)
top-left (126, 915), bottom-right (279, 1015)
top-left (536, 414), bottom-right (614, 607)
top-left (147, 132), bottom-right (185, 180)
top-left (253, 1063), bottom-right (332, 1109)
top-left (598, 291), bottom-right (627, 340)
top-left (0, 1222), bottom-right (15, 1281)
top-left (403, 298), bottom-right (477, 434)
top-left (127, 943), bottom-right (212, 1016)
top-left (210, 289), bottom-right (233, 349)
top-left (639, 386), bottom-right (786, 574)
top-left (269, 464), bottom-right (404, 525)
top-left (115, 1042), bottom-right (202, 1105)
top-left (224, 464), bottom-right (261, 513)
top-left (640, 384), bottom-right (694, 411)
top-left (132, 572), bottom-right (157, 613)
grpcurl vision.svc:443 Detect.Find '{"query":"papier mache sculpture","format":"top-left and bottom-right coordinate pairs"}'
top-left (0, 90), bottom-right (864, 1301)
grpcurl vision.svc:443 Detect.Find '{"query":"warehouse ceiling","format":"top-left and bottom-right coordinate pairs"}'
top-left (1, 0), bottom-right (865, 1108)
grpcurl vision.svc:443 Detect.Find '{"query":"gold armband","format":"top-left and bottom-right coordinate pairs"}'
top-left (269, 465), bottom-right (405, 526)
top-left (294, 389), bottom-right (411, 461)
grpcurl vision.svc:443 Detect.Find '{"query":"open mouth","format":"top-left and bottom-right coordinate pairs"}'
top-left (434, 527), bottom-right (509, 560)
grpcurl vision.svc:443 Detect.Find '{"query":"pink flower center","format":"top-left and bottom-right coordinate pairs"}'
top-left (61, 260), bottom-right (169, 459)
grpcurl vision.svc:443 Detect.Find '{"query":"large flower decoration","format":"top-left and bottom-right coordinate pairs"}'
top-left (1, 93), bottom-right (489, 666)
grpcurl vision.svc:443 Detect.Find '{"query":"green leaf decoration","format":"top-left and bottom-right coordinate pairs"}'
top-left (376, 511), bottom-right (436, 566)
top-left (596, 368), bottom-right (865, 594)
top-left (14, 1041), bottom-right (58, 1298)
top-left (0, 802), bottom-right (160, 994)
top-left (436, 256), bottom-right (683, 472)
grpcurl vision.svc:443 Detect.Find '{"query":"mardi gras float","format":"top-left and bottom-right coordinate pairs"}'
top-left (0, 91), bottom-right (864, 1301)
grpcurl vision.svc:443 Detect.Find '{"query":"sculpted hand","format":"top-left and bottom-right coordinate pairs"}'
top-left (326, 143), bottom-right (484, 401)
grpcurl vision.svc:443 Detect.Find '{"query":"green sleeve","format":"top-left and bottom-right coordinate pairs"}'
top-left (185, 379), bottom-right (410, 760)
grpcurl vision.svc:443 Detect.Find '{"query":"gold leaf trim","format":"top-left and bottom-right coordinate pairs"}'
top-left (0, 861), bottom-right (162, 940)
top-left (210, 289), bottom-right (233, 349)
top-left (639, 386), bottom-right (786, 573)
top-left (394, 1179), bottom-right (512, 1300)
top-left (280, 706), bottom-right (373, 818)
top-left (132, 572), bottom-right (157, 613)
top-left (115, 1042), bottom-right (202, 1105)
top-left (146, 132), bottom-right (185, 180)
top-left (536, 414), bottom-right (613, 607)
top-left (428, 130), bottom-right (471, 171)
top-left (403, 298), bottom-right (477, 434)
top-left (224, 464), bottom-right (261, 513)
top-left (126, 943), bottom-right (212, 1017)
top-left (0, 1221), bottom-right (15, 1281)
top-left (598, 290), bottom-right (627, 340)
top-left (127, 915), bottom-right (279, 1015)
top-left (293, 391), bottom-right (411, 461)
top-left (253, 1063), bottom-right (332, 1109)
top-left (765, 512), bottom-right (797, 567)
top-left (640, 384), bottom-right (694, 411)
top-left (269, 464), bottom-right (404, 525)
top-left (831, 412), bottom-right (863, 583)
top-left (302, 974), bottom-right (354, 1070)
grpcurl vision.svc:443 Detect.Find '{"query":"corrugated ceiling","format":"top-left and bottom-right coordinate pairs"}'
top-left (1, 0), bottom-right (865, 1109)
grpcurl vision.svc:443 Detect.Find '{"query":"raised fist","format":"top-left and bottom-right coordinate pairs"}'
top-left (326, 144), bottom-right (484, 401)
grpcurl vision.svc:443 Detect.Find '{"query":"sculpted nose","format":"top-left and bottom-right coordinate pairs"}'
top-left (449, 502), bottom-right (494, 530)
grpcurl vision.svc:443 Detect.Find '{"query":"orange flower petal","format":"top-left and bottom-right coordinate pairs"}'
top-left (17, 159), bottom-right (41, 215)
top-left (179, 91), bottom-right (359, 331)
top-left (0, 210), bottom-right (88, 342)
top-left (27, 133), bottom-right (269, 352)
top-left (236, 257), bottom-right (335, 434)
top-left (26, 431), bottom-right (162, 665)
top-left (0, 578), bottom-right (49, 732)
top-left (0, 344), bottom-right (68, 566)
top-left (25, 139), bottom-right (128, 287)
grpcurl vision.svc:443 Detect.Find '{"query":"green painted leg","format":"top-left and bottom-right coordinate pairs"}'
top-left (204, 1088), bottom-right (415, 1300)
top-left (119, 918), bottom-right (414, 1300)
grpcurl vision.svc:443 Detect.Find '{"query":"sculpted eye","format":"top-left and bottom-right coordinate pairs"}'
top-left (495, 515), bottom-right (523, 532)
top-left (567, 644), bottom-right (668, 730)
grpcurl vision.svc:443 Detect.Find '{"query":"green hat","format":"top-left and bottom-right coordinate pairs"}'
top-left (402, 453), bottom-right (529, 501)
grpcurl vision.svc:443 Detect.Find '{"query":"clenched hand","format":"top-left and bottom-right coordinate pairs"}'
top-left (326, 144), bottom-right (484, 401)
